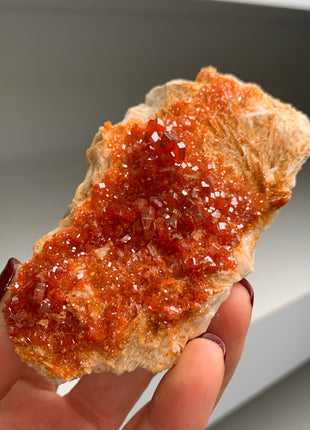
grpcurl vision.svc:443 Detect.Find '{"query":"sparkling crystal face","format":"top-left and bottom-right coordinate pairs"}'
top-left (4, 73), bottom-right (286, 378)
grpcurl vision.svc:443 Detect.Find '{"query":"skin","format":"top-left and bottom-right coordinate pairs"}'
top-left (0, 282), bottom-right (252, 430)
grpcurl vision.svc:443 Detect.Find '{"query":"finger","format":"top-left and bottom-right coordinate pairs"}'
top-left (126, 336), bottom-right (225, 430)
top-left (0, 258), bottom-right (20, 302)
top-left (65, 367), bottom-right (153, 429)
top-left (0, 258), bottom-right (26, 399)
top-left (208, 280), bottom-right (253, 401)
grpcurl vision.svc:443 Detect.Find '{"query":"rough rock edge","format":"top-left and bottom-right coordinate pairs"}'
top-left (5, 67), bottom-right (310, 382)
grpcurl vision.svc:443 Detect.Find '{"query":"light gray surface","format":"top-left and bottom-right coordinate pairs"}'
top-left (209, 359), bottom-right (310, 430)
top-left (212, 0), bottom-right (310, 11)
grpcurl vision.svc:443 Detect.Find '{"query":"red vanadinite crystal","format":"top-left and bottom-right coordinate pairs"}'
top-left (4, 76), bottom-right (273, 364)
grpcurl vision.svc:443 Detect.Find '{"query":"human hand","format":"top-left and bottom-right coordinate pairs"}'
top-left (0, 258), bottom-right (253, 430)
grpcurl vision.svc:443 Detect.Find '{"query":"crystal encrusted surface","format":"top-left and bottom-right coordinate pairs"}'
top-left (4, 72), bottom-right (288, 378)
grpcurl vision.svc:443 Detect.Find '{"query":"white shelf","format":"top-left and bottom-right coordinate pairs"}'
top-left (211, 0), bottom-right (310, 11)
top-left (209, 359), bottom-right (310, 429)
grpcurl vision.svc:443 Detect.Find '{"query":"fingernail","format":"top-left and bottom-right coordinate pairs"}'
top-left (239, 278), bottom-right (254, 307)
top-left (199, 332), bottom-right (226, 361)
top-left (0, 258), bottom-right (20, 301)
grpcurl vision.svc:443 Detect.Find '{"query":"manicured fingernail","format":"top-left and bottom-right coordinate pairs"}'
top-left (0, 258), bottom-right (20, 300)
top-left (199, 332), bottom-right (226, 361)
top-left (239, 278), bottom-right (254, 307)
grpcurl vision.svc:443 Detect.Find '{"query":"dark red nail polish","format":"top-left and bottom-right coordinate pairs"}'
top-left (239, 278), bottom-right (254, 307)
top-left (199, 332), bottom-right (226, 361)
top-left (0, 258), bottom-right (20, 301)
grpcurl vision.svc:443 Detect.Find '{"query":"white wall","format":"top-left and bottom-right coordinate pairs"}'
top-left (212, 0), bottom-right (310, 10)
